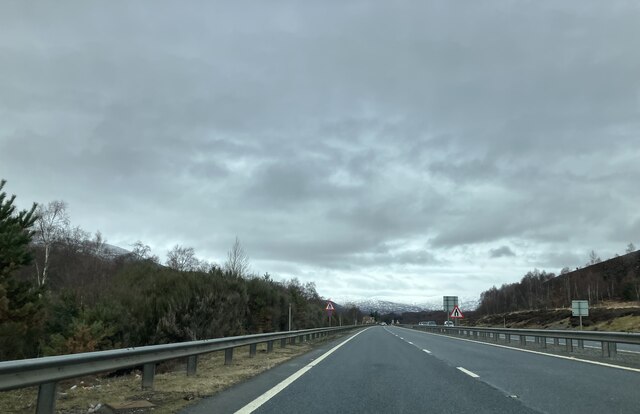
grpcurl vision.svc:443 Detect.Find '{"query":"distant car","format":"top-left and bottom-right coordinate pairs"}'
top-left (443, 321), bottom-right (454, 327)
top-left (418, 321), bottom-right (437, 326)
top-left (380, 322), bottom-right (387, 325)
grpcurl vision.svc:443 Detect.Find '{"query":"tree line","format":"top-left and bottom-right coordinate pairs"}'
top-left (0, 180), bottom-right (357, 361)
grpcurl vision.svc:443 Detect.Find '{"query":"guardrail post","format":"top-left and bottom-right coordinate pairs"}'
top-left (290, 337), bottom-right (296, 345)
top-left (187, 355), bottom-right (198, 376)
top-left (281, 338), bottom-right (287, 348)
top-left (601, 341), bottom-right (618, 358)
top-left (225, 348), bottom-right (234, 365)
top-left (142, 363), bottom-right (155, 390)
top-left (249, 343), bottom-right (257, 358)
top-left (541, 337), bottom-right (547, 348)
top-left (554, 338), bottom-right (559, 346)
top-left (506, 334), bottom-right (511, 343)
top-left (520, 335), bottom-right (526, 346)
top-left (566, 338), bottom-right (573, 352)
top-left (267, 340), bottom-right (274, 353)
top-left (36, 382), bottom-right (57, 414)
top-left (577, 339), bottom-right (584, 349)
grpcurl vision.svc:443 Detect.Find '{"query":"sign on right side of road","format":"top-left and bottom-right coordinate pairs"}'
top-left (450, 305), bottom-right (464, 319)
top-left (572, 300), bottom-right (589, 330)
top-left (443, 296), bottom-right (458, 313)
top-left (572, 300), bottom-right (588, 316)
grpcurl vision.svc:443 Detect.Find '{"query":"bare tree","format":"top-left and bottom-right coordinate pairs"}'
top-left (195, 259), bottom-right (217, 273)
top-left (224, 237), bottom-right (250, 276)
top-left (90, 231), bottom-right (106, 256)
top-left (62, 225), bottom-right (91, 253)
top-left (626, 243), bottom-right (636, 254)
top-left (588, 250), bottom-right (601, 265)
top-left (560, 267), bottom-right (571, 275)
top-left (130, 240), bottom-right (159, 263)
top-left (166, 244), bottom-right (199, 271)
top-left (34, 200), bottom-right (69, 286)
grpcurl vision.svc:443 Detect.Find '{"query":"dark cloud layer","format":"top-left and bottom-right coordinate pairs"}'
top-left (1, 1), bottom-right (639, 302)
top-left (489, 246), bottom-right (516, 259)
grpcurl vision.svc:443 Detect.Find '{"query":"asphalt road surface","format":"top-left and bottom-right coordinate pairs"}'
top-left (184, 326), bottom-right (640, 414)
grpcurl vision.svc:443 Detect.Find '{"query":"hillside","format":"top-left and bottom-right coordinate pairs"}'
top-left (477, 250), bottom-right (640, 315)
top-left (467, 302), bottom-right (640, 332)
top-left (547, 250), bottom-right (640, 303)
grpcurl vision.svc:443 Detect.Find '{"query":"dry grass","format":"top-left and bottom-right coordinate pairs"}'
top-left (0, 334), bottom-right (344, 414)
top-left (587, 315), bottom-right (640, 332)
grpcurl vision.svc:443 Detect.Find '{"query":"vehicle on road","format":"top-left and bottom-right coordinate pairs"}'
top-left (418, 321), bottom-right (437, 326)
top-left (443, 321), bottom-right (454, 327)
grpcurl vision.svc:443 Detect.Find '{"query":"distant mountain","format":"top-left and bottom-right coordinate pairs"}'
top-left (100, 243), bottom-right (130, 258)
top-left (333, 297), bottom-right (480, 314)
top-left (335, 298), bottom-right (429, 314)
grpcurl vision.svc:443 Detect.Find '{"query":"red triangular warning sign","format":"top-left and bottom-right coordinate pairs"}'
top-left (325, 302), bottom-right (335, 311)
top-left (450, 305), bottom-right (464, 318)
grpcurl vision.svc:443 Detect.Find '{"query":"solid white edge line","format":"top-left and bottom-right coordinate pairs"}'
top-left (398, 327), bottom-right (640, 374)
top-left (457, 367), bottom-right (480, 378)
top-left (407, 341), bottom-right (414, 345)
top-left (422, 349), bottom-right (431, 354)
top-left (235, 328), bottom-right (370, 414)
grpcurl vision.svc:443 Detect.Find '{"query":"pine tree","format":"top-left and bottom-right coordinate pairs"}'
top-left (0, 179), bottom-right (43, 360)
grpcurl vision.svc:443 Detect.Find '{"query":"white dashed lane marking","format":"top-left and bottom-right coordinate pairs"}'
top-left (457, 367), bottom-right (480, 378)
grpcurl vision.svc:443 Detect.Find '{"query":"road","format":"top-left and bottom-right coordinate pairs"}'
top-left (184, 326), bottom-right (640, 414)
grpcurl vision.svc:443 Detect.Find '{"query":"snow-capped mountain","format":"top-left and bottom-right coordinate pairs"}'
top-left (333, 298), bottom-right (430, 314)
top-left (100, 243), bottom-right (131, 258)
top-left (333, 296), bottom-right (480, 314)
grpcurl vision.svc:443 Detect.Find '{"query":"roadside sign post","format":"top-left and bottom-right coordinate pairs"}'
top-left (572, 300), bottom-right (589, 330)
top-left (326, 300), bottom-right (335, 327)
top-left (450, 305), bottom-right (464, 327)
top-left (443, 296), bottom-right (458, 324)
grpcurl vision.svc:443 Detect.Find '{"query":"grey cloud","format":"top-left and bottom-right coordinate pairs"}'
top-left (489, 246), bottom-right (516, 258)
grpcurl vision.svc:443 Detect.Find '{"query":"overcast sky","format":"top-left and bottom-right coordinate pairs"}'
top-left (1, 1), bottom-right (639, 306)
